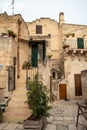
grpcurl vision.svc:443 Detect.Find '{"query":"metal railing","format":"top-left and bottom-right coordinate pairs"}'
top-left (26, 67), bottom-right (38, 81)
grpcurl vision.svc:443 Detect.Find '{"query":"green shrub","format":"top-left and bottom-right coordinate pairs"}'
top-left (8, 30), bottom-right (17, 38)
top-left (26, 77), bottom-right (51, 120)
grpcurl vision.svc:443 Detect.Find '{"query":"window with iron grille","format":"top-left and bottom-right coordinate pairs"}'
top-left (36, 25), bottom-right (42, 34)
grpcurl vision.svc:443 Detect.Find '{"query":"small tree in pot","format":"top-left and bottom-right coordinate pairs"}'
top-left (23, 76), bottom-right (51, 130)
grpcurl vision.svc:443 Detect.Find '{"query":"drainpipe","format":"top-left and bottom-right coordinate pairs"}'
top-left (17, 19), bottom-right (22, 78)
top-left (50, 75), bottom-right (52, 102)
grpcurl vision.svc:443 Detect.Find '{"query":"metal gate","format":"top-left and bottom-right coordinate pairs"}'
top-left (8, 66), bottom-right (15, 91)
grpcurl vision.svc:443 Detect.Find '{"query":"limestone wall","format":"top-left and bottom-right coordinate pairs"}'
top-left (0, 37), bottom-right (17, 68)
top-left (0, 12), bottom-right (29, 41)
top-left (0, 37), bottom-right (17, 91)
top-left (59, 22), bottom-right (87, 99)
top-left (64, 57), bottom-right (87, 99)
top-left (0, 12), bottom-right (30, 87)
top-left (81, 70), bottom-right (87, 99)
top-left (62, 23), bottom-right (87, 39)
top-left (27, 18), bottom-right (62, 59)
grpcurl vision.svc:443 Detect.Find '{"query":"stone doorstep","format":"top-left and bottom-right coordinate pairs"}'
top-left (56, 124), bottom-right (69, 130)
top-left (45, 124), bottom-right (56, 130)
top-left (63, 117), bottom-right (75, 124)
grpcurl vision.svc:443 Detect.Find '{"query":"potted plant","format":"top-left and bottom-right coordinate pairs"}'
top-left (64, 33), bottom-right (75, 38)
top-left (22, 60), bottom-right (32, 69)
top-left (23, 76), bottom-right (51, 130)
top-left (47, 54), bottom-right (52, 59)
top-left (8, 30), bottom-right (17, 38)
top-left (63, 45), bottom-right (70, 49)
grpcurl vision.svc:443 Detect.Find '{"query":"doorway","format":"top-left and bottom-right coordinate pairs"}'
top-left (74, 74), bottom-right (82, 96)
top-left (8, 66), bottom-right (15, 91)
top-left (59, 84), bottom-right (67, 100)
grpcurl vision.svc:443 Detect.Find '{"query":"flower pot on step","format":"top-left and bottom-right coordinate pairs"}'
top-left (23, 116), bottom-right (45, 130)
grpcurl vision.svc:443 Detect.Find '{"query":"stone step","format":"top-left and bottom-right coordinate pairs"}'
top-left (16, 82), bottom-right (26, 88)
top-left (3, 86), bottom-right (31, 122)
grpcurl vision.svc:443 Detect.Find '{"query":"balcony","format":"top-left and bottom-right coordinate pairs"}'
top-left (63, 38), bottom-right (87, 53)
top-left (63, 38), bottom-right (87, 60)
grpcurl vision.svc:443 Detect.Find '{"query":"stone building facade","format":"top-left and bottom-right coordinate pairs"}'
top-left (26, 16), bottom-right (63, 100)
top-left (0, 12), bottom-right (30, 103)
top-left (0, 37), bottom-right (17, 101)
top-left (61, 22), bottom-right (87, 100)
top-left (0, 12), bottom-right (87, 102)
top-left (27, 12), bottom-right (87, 100)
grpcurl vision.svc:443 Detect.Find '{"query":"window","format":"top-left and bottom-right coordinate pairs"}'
top-left (77, 38), bottom-right (84, 49)
top-left (36, 25), bottom-right (42, 34)
top-left (0, 64), bottom-right (3, 70)
top-left (52, 72), bottom-right (56, 79)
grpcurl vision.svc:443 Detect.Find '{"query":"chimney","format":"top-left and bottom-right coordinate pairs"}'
top-left (59, 12), bottom-right (65, 25)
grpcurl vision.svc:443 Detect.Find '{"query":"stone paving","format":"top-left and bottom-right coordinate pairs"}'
top-left (45, 100), bottom-right (87, 130)
top-left (0, 100), bottom-right (87, 130)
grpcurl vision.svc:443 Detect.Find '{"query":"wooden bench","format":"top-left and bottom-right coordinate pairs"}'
top-left (76, 102), bottom-right (87, 129)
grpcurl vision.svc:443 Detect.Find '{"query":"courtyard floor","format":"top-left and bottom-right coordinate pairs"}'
top-left (0, 99), bottom-right (87, 130)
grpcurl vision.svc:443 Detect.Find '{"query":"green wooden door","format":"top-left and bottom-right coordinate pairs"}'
top-left (77, 38), bottom-right (84, 49)
top-left (32, 44), bottom-right (38, 67)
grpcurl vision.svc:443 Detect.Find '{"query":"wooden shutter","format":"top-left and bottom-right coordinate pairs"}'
top-left (36, 25), bottom-right (42, 34)
top-left (77, 38), bottom-right (84, 49)
top-left (43, 42), bottom-right (46, 61)
top-left (74, 74), bottom-right (82, 96)
top-left (32, 44), bottom-right (38, 67)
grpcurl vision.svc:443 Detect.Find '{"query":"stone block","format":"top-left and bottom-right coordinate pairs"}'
top-left (56, 124), bottom-right (68, 130)
top-left (45, 124), bottom-right (56, 130)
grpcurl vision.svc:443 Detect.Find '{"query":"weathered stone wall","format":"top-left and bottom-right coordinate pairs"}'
top-left (0, 12), bottom-right (29, 40)
top-left (27, 18), bottom-right (63, 99)
top-left (15, 41), bottom-right (30, 87)
top-left (27, 18), bottom-right (62, 59)
top-left (64, 57), bottom-right (87, 99)
top-left (1, 12), bottom-right (87, 101)
top-left (0, 37), bottom-right (17, 99)
top-left (0, 37), bottom-right (17, 70)
top-left (0, 12), bottom-right (30, 89)
top-left (61, 23), bottom-right (87, 99)
top-left (62, 23), bottom-right (87, 39)
top-left (81, 70), bottom-right (87, 98)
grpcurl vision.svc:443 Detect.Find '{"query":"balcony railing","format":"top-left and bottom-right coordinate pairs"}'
top-left (64, 38), bottom-right (87, 49)
top-left (26, 67), bottom-right (38, 82)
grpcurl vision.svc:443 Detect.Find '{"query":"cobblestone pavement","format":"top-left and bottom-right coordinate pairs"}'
top-left (0, 100), bottom-right (87, 130)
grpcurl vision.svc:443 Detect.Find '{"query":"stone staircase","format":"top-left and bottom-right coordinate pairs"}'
top-left (16, 70), bottom-right (26, 88)
top-left (3, 70), bottom-right (31, 122)
top-left (2, 67), bottom-right (39, 123)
